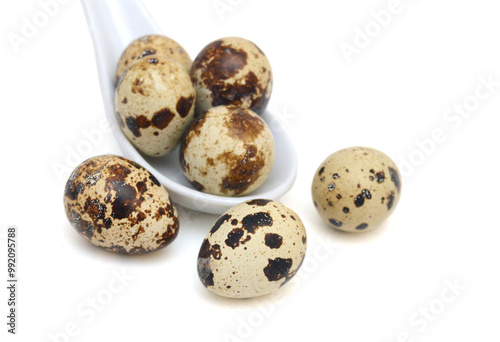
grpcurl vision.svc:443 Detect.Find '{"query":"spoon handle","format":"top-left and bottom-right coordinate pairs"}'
top-left (81, 0), bottom-right (162, 82)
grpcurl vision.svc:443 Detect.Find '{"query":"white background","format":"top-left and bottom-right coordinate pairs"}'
top-left (1, 0), bottom-right (499, 341)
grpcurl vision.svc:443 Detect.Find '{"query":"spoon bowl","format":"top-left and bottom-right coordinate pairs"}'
top-left (81, 0), bottom-right (298, 214)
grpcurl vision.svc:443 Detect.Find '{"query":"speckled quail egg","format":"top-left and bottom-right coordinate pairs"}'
top-left (197, 199), bottom-right (307, 299)
top-left (190, 37), bottom-right (273, 116)
top-left (63, 155), bottom-right (179, 254)
top-left (180, 105), bottom-right (275, 196)
top-left (116, 34), bottom-right (192, 79)
top-left (115, 56), bottom-right (196, 157)
top-left (312, 147), bottom-right (402, 233)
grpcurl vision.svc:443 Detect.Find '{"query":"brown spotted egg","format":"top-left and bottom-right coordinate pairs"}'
top-left (115, 56), bottom-right (196, 157)
top-left (312, 147), bottom-right (402, 233)
top-left (190, 37), bottom-right (273, 116)
top-left (197, 199), bottom-right (307, 299)
top-left (63, 155), bottom-right (179, 254)
top-left (116, 34), bottom-right (192, 80)
top-left (180, 105), bottom-right (275, 196)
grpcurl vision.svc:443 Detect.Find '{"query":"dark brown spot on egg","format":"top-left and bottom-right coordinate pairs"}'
top-left (354, 189), bottom-right (372, 207)
top-left (156, 213), bottom-right (179, 249)
top-left (210, 214), bottom-right (232, 235)
top-left (263, 258), bottom-right (293, 282)
top-left (247, 199), bottom-right (272, 206)
top-left (302, 236), bottom-right (307, 244)
top-left (190, 180), bottom-right (205, 191)
top-left (64, 178), bottom-right (85, 201)
top-left (329, 218), bottom-right (343, 227)
top-left (219, 145), bottom-right (265, 195)
top-left (125, 115), bottom-right (150, 137)
top-left (136, 181), bottom-right (147, 193)
top-left (84, 198), bottom-right (107, 222)
top-left (225, 107), bottom-right (265, 142)
top-left (176, 96), bottom-right (194, 118)
top-left (69, 210), bottom-right (95, 239)
top-left (103, 164), bottom-right (145, 220)
top-left (387, 192), bottom-right (396, 210)
top-left (249, 80), bottom-right (271, 115)
top-left (375, 171), bottom-right (385, 183)
top-left (103, 218), bottom-right (112, 229)
top-left (131, 226), bottom-right (145, 240)
top-left (241, 212), bottom-right (273, 234)
top-left (198, 239), bottom-right (216, 287)
top-left (356, 223), bottom-right (369, 230)
top-left (140, 48), bottom-right (157, 58)
top-left (147, 58), bottom-right (159, 65)
top-left (225, 228), bottom-right (245, 249)
top-left (149, 174), bottom-right (161, 187)
top-left (131, 78), bottom-right (145, 95)
top-left (343, 207), bottom-right (350, 213)
top-left (389, 167), bottom-right (401, 193)
top-left (265, 233), bottom-right (283, 249)
top-left (136, 212), bottom-right (147, 222)
top-left (152, 108), bottom-right (175, 129)
top-left (318, 167), bottom-right (325, 176)
top-left (85, 171), bottom-right (102, 186)
top-left (122, 97), bottom-right (127, 104)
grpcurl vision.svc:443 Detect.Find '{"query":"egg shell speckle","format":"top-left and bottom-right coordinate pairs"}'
top-left (63, 155), bottom-right (179, 254)
top-left (115, 56), bottom-right (196, 157)
top-left (197, 199), bottom-right (307, 299)
top-left (311, 147), bottom-right (402, 232)
top-left (190, 37), bottom-right (273, 116)
top-left (180, 105), bottom-right (275, 196)
top-left (116, 34), bottom-right (192, 79)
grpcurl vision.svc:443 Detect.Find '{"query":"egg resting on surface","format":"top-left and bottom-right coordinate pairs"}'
top-left (180, 105), bottom-right (275, 196)
top-left (63, 155), bottom-right (179, 254)
top-left (197, 199), bottom-right (307, 299)
top-left (116, 34), bottom-right (192, 80)
top-left (312, 147), bottom-right (402, 232)
top-left (115, 56), bottom-right (196, 157)
top-left (190, 37), bottom-right (273, 116)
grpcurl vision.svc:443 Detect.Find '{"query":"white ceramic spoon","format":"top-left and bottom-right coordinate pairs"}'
top-left (81, 0), bottom-right (298, 214)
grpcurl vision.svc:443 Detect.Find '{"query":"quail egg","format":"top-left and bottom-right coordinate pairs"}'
top-left (312, 147), bottom-right (402, 232)
top-left (63, 155), bottom-right (179, 254)
top-left (116, 34), bottom-right (192, 79)
top-left (180, 105), bottom-right (275, 196)
top-left (115, 56), bottom-right (196, 157)
top-left (197, 199), bottom-right (307, 298)
top-left (190, 37), bottom-right (273, 116)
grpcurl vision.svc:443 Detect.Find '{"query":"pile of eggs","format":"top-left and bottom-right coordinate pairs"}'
top-left (64, 34), bottom-right (402, 299)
